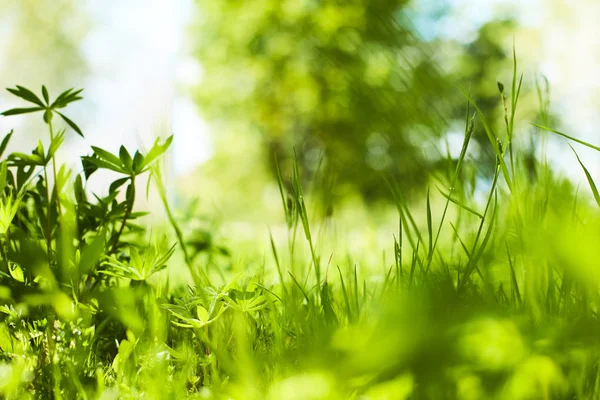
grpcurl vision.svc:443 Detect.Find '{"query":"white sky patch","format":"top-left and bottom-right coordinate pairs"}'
top-left (78, 0), bottom-right (209, 177)
top-left (172, 96), bottom-right (213, 174)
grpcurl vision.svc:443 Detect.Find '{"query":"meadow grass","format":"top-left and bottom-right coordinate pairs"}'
top-left (1, 59), bottom-right (600, 400)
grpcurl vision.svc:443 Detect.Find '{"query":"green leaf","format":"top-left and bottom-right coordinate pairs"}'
top-left (109, 177), bottom-right (130, 194)
top-left (42, 86), bottom-right (50, 105)
top-left (0, 131), bottom-right (13, 159)
top-left (79, 233), bottom-right (105, 276)
top-left (141, 135), bottom-right (173, 171)
top-left (321, 282), bottom-right (338, 325)
top-left (92, 146), bottom-right (122, 167)
top-left (51, 88), bottom-right (74, 108)
top-left (62, 88), bottom-right (84, 104)
top-left (56, 111), bottom-right (84, 137)
top-left (196, 305), bottom-right (210, 323)
top-left (8, 263), bottom-right (24, 283)
top-left (37, 140), bottom-right (45, 158)
top-left (7, 86), bottom-right (45, 107)
top-left (81, 156), bottom-right (99, 179)
top-left (8, 152), bottom-right (45, 166)
top-left (74, 174), bottom-right (86, 203)
top-left (126, 181), bottom-right (135, 204)
top-left (52, 88), bottom-right (83, 108)
top-left (48, 130), bottom-right (65, 159)
top-left (0, 162), bottom-right (7, 193)
top-left (83, 155), bottom-right (126, 174)
top-left (119, 146), bottom-right (133, 173)
top-left (426, 187), bottom-right (432, 256)
top-left (132, 151), bottom-right (144, 173)
top-left (1, 107), bottom-right (44, 116)
top-left (570, 145), bottom-right (600, 207)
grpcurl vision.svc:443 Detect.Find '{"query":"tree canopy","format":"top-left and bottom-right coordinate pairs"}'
top-left (190, 0), bottom-right (459, 203)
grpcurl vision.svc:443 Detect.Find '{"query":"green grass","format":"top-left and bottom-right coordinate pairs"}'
top-left (1, 61), bottom-right (600, 400)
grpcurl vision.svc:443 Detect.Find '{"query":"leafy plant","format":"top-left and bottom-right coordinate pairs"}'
top-left (3, 62), bottom-right (600, 400)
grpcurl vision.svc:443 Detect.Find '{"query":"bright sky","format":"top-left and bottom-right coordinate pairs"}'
top-left (79, 0), bottom-right (211, 176)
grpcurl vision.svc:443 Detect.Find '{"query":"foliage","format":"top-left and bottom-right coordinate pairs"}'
top-left (190, 0), bottom-right (455, 202)
top-left (3, 63), bottom-right (600, 399)
top-left (0, 1), bottom-right (90, 89)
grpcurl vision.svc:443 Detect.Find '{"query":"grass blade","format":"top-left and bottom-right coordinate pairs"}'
top-left (570, 145), bottom-right (600, 207)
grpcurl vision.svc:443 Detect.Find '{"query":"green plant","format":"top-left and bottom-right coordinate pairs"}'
top-left (2, 58), bottom-right (600, 400)
top-left (0, 85), bottom-right (175, 398)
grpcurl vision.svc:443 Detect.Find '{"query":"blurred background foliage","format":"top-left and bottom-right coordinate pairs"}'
top-left (190, 0), bottom-right (456, 204)
top-left (0, 0), bottom-right (576, 224)
top-left (0, 0), bottom-right (90, 91)
top-left (0, 0), bottom-right (90, 144)
top-left (186, 0), bottom-right (550, 214)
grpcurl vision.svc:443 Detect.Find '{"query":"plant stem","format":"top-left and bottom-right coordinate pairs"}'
top-left (151, 167), bottom-right (198, 283)
top-left (111, 178), bottom-right (135, 253)
top-left (43, 165), bottom-right (53, 265)
top-left (47, 120), bottom-right (62, 217)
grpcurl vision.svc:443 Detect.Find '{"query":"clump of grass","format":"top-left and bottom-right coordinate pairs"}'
top-left (1, 54), bottom-right (600, 400)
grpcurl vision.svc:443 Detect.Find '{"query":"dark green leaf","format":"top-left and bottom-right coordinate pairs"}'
top-left (109, 177), bottom-right (129, 194)
top-left (56, 112), bottom-right (83, 137)
top-left (51, 88), bottom-right (74, 108)
top-left (0, 131), bottom-right (14, 159)
top-left (1, 107), bottom-right (44, 116)
top-left (42, 86), bottom-right (50, 105)
top-left (81, 156), bottom-right (99, 179)
top-left (426, 187), bottom-right (432, 256)
top-left (126, 182), bottom-right (136, 204)
top-left (0, 162), bottom-right (7, 193)
top-left (119, 146), bottom-right (133, 173)
top-left (74, 174), bottom-right (86, 203)
top-left (79, 233), bottom-right (105, 275)
top-left (8, 152), bottom-right (45, 167)
top-left (83, 156), bottom-right (127, 175)
top-left (52, 88), bottom-right (83, 108)
top-left (91, 146), bottom-right (123, 169)
top-left (128, 211), bottom-right (149, 219)
top-left (132, 151), bottom-right (144, 173)
top-left (62, 89), bottom-right (84, 104)
top-left (7, 86), bottom-right (44, 107)
top-left (16, 165), bottom-right (35, 188)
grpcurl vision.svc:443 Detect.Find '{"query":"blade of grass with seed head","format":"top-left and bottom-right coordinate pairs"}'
top-left (461, 88), bottom-right (514, 192)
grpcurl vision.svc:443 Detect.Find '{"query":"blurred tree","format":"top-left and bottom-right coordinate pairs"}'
top-left (0, 0), bottom-right (90, 89)
top-left (0, 0), bottom-right (90, 145)
top-left (190, 0), bottom-right (456, 204)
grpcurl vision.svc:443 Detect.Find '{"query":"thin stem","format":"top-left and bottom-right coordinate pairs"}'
top-left (151, 167), bottom-right (200, 285)
top-left (47, 120), bottom-right (62, 217)
top-left (43, 165), bottom-right (53, 265)
top-left (111, 177), bottom-right (135, 253)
